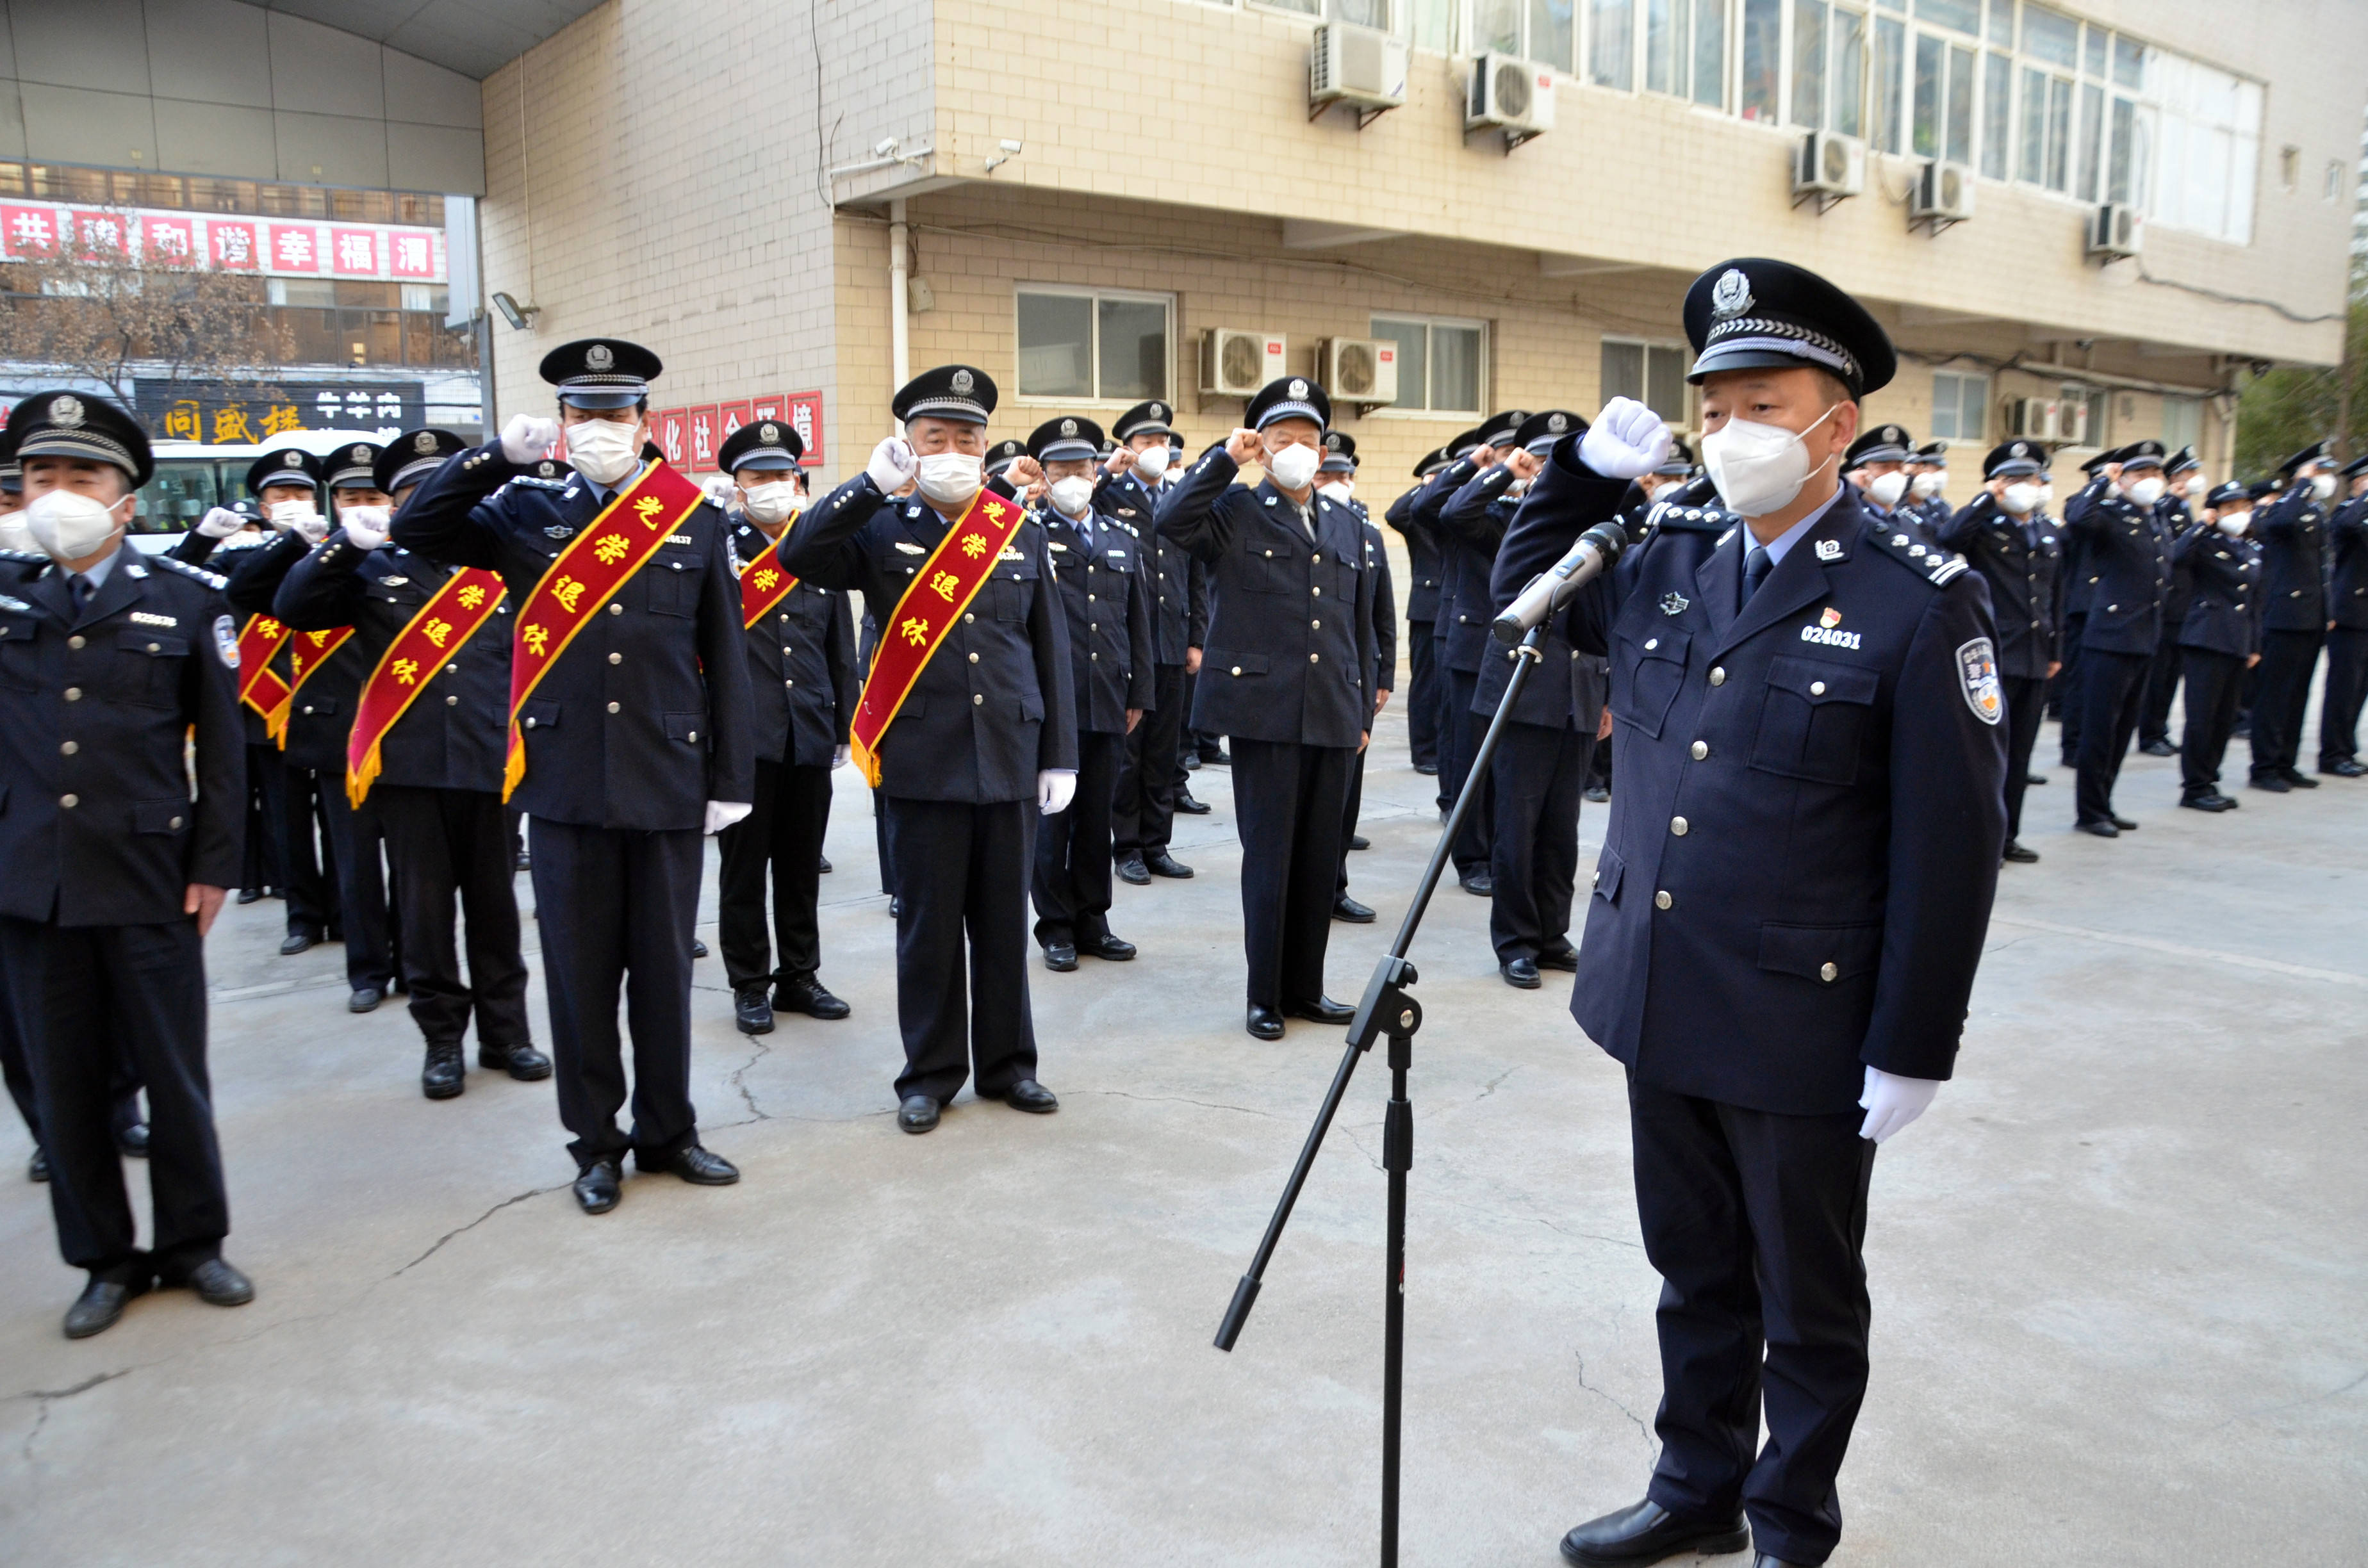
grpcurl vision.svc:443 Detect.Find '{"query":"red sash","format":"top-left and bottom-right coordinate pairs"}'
top-left (345, 568), bottom-right (509, 806)
top-left (236, 614), bottom-right (293, 726)
top-left (274, 626), bottom-right (355, 744)
top-left (739, 516), bottom-right (801, 628)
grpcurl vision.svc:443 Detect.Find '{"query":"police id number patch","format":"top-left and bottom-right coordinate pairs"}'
top-left (1956, 637), bottom-right (2002, 726)
top-left (214, 614), bottom-right (241, 670)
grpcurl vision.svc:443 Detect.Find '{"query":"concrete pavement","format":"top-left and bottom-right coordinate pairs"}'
top-left (3, 709), bottom-right (2364, 1566)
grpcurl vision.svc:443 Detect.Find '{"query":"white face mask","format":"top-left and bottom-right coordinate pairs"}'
top-left (2215, 511), bottom-right (2250, 537)
top-left (1131, 443), bottom-right (1171, 480)
top-left (564, 416), bottom-right (643, 486)
top-left (1700, 405), bottom-right (1840, 519)
top-left (268, 498), bottom-right (328, 542)
top-left (2039, 483), bottom-right (2057, 507)
top-left (2307, 473), bottom-right (2335, 502)
top-left (915, 450), bottom-right (983, 508)
top-left (741, 480), bottom-right (799, 525)
top-left (1998, 482), bottom-right (2041, 516)
top-left (1263, 440), bottom-right (1322, 493)
top-left (0, 510), bottom-right (31, 553)
top-left (24, 487), bottom-right (126, 562)
top-left (338, 504), bottom-right (391, 533)
top-left (1318, 480), bottom-right (1354, 504)
top-left (2126, 476), bottom-right (2167, 508)
top-left (1048, 475), bottom-right (1094, 517)
top-left (1910, 471), bottom-right (1945, 500)
top-left (1867, 471), bottom-right (1909, 507)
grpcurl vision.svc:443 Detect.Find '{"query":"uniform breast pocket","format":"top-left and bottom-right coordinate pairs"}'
top-left (1249, 543), bottom-right (1299, 594)
top-left (1613, 628), bottom-right (1691, 740)
top-left (991, 564), bottom-right (1039, 622)
top-left (0, 617), bottom-right (39, 691)
top-left (664, 711), bottom-right (707, 748)
top-left (1590, 846), bottom-right (1625, 906)
top-left (644, 553), bottom-right (705, 616)
top-left (1750, 657), bottom-right (1880, 786)
top-left (112, 630), bottom-right (190, 708)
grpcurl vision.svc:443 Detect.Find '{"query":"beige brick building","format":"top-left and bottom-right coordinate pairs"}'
top-left (474, 0), bottom-right (2365, 523)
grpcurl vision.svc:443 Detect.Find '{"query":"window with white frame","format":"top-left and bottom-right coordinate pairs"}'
top-left (1643, 0), bottom-right (1729, 108)
top-left (2160, 395), bottom-right (2201, 454)
top-left (1014, 287), bottom-right (1171, 403)
top-left (1930, 369), bottom-right (1988, 442)
top-left (1602, 338), bottom-right (1692, 427)
top-left (1372, 314), bottom-right (1487, 414)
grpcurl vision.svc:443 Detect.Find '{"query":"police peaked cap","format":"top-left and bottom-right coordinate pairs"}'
top-left (1655, 435), bottom-right (1695, 477)
top-left (2205, 480), bottom-right (2251, 508)
top-left (1026, 415), bottom-right (1105, 464)
top-left (1683, 258), bottom-right (1895, 398)
top-left (1112, 400), bottom-right (1174, 442)
top-left (2117, 439), bottom-right (2166, 471)
top-left (1245, 376), bottom-right (1330, 432)
top-left (2341, 452), bottom-right (2368, 478)
top-left (1982, 440), bottom-right (2045, 480)
top-left (718, 417), bottom-right (806, 474)
top-left (896, 364), bottom-right (997, 426)
top-left (9, 390), bottom-right (154, 487)
top-left (1844, 425), bottom-right (1915, 469)
top-left (2080, 450), bottom-right (2116, 475)
top-left (2247, 480), bottom-right (2276, 500)
top-left (1445, 428), bottom-right (1484, 461)
top-left (1912, 441), bottom-right (1949, 466)
top-left (2164, 445), bottom-right (2199, 477)
top-left (325, 439), bottom-right (386, 490)
top-left (539, 338), bottom-right (661, 409)
top-left (1319, 430), bottom-right (1358, 472)
top-left (1412, 445), bottom-right (1451, 478)
top-left (1165, 430), bottom-right (1185, 450)
top-left (984, 439), bottom-right (1028, 477)
top-left (246, 445), bottom-right (322, 494)
top-left (375, 429), bottom-right (469, 496)
top-left (1474, 409), bottom-right (1531, 449)
top-left (2278, 440), bottom-right (2331, 474)
top-left (1515, 410), bottom-right (1586, 454)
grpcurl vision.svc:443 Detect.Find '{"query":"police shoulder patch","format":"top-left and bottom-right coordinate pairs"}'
top-left (154, 555), bottom-right (229, 591)
top-left (213, 614), bottom-right (241, 670)
top-left (1956, 636), bottom-right (2002, 725)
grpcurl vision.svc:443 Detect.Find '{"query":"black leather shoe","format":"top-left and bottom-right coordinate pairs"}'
top-left (2076, 819), bottom-right (2120, 837)
top-left (349, 986), bottom-right (382, 1014)
top-left (479, 1041), bottom-right (552, 1079)
top-left (998, 1079), bottom-right (1060, 1113)
top-left (1145, 850), bottom-right (1195, 878)
top-left (236, 888), bottom-right (263, 904)
top-left (1349, 833), bottom-right (1370, 851)
top-left (64, 1276), bottom-right (147, 1339)
top-left (734, 986), bottom-right (777, 1034)
top-left (888, 897), bottom-right (903, 919)
top-left (691, 938), bottom-right (710, 958)
top-left (2180, 794), bottom-right (2237, 813)
top-left (573, 1157), bottom-right (621, 1213)
top-left (117, 1121), bottom-right (149, 1157)
top-left (1583, 784), bottom-right (1610, 803)
top-left (2251, 772), bottom-right (2290, 792)
top-left (1538, 945), bottom-right (1579, 972)
top-left (1458, 870), bottom-right (1494, 896)
top-left (2027, 771), bottom-right (2049, 785)
top-left (1201, 747), bottom-right (1230, 766)
top-left (2324, 758), bottom-right (2368, 778)
top-left (2280, 768), bottom-right (2319, 788)
top-left (1116, 854), bottom-right (1151, 885)
top-left (1287, 995), bottom-right (1356, 1025)
top-left (422, 1041), bottom-right (466, 1100)
top-left (1174, 788), bottom-right (1211, 814)
top-left (183, 1257), bottom-right (255, 1307)
top-left (1501, 958), bottom-right (1542, 989)
top-left (643, 1143), bottom-right (739, 1184)
top-left (1246, 1006), bottom-right (1285, 1041)
top-left (1183, 753), bottom-right (1202, 771)
top-left (1079, 934), bottom-right (1137, 961)
top-left (818, 854), bottom-right (833, 872)
top-left (2109, 814), bottom-right (2138, 830)
top-left (775, 975), bottom-right (851, 1020)
top-left (279, 930), bottom-right (318, 956)
top-left (1754, 1555), bottom-right (1810, 1568)
top-left (898, 1095), bottom-right (941, 1133)
top-left (1413, 762), bottom-right (1440, 776)
top-left (2141, 737), bottom-right (2176, 756)
top-left (1559, 1499), bottom-right (1749, 1566)
top-left (29, 1147), bottom-right (49, 1182)
top-left (2001, 839), bottom-right (2041, 862)
top-left (1333, 894), bottom-right (1375, 923)
top-left (1043, 942), bottom-right (1078, 972)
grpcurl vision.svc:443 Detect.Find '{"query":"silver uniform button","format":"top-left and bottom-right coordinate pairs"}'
top-left (1311, 619), bottom-right (1320, 630)
top-left (1309, 653), bottom-right (1320, 663)
top-left (964, 612), bottom-right (975, 623)
top-left (1654, 890), bottom-right (1673, 910)
top-left (446, 694), bottom-right (459, 706)
top-left (170, 815), bottom-right (184, 830)
top-left (606, 701), bottom-right (621, 714)
top-left (1708, 667), bottom-right (1725, 687)
top-left (1645, 638), bottom-right (1658, 651)
top-left (1691, 740), bottom-right (1708, 760)
top-left (688, 730), bottom-right (697, 742)
top-left (303, 705), bottom-right (315, 715)
top-left (609, 651), bottom-right (622, 664)
top-left (60, 740), bottom-right (77, 755)
top-left (1670, 817), bottom-right (1688, 835)
top-left (972, 692), bottom-right (983, 705)
top-left (1809, 680), bottom-right (1825, 696)
top-left (608, 602), bottom-right (623, 615)
top-left (968, 651), bottom-right (980, 663)
top-left (63, 687), bottom-right (81, 701)
top-left (60, 794), bottom-right (77, 808)
top-left (1312, 586), bottom-right (1322, 597)
top-left (525, 717), bottom-right (538, 729)
top-left (1820, 962), bottom-right (1838, 983)
top-left (67, 635), bottom-right (85, 650)
top-left (1231, 666), bottom-right (1242, 676)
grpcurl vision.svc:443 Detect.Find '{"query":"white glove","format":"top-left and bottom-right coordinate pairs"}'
top-left (500, 412), bottom-right (562, 465)
top-left (339, 512), bottom-right (391, 550)
top-left (278, 512), bottom-right (329, 544)
top-left (197, 505), bottom-right (245, 539)
top-left (703, 801), bottom-right (753, 836)
top-left (1578, 396), bottom-right (1673, 480)
top-left (832, 744), bottom-right (850, 769)
top-left (1858, 1066), bottom-right (1941, 1145)
top-left (866, 436), bottom-right (918, 494)
top-left (700, 473), bottom-right (737, 507)
top-left (1037, 769), bottom-right (1077, 816)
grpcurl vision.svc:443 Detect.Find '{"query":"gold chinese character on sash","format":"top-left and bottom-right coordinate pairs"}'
top-left (961, 533), bottom-right (988, 559)
top-left (552, 576), bottom-right (586, 613)
top-left (522, 624), bottom-right (550, 657)
top-left (752, 567), bottom-right (779, 592)
top-left (393, 657), bottom-right (420, 685)
top-left (457, 584), bottom-right (486, 609)
top-left (594, 535), bottom-right (630, 564)
top-left (634, 496), bottom-right (666, 527)
top-left (928, 569), bottom-right (959, 601)
top-left (422, 618), bottom-right (452, 648)
top-left (900, 616), bottom-right (930, 646)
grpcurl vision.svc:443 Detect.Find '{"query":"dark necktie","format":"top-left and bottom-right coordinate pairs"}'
top-left (69, 573), bottom-right (93, 614)
top-left (1740, 544), bottom-right (1773, 608)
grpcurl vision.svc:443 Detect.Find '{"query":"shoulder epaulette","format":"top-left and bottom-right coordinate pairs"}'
top-left (152, 554), bottom-right (229, 591)
top-left (0, 546), bottom-right (45, 564)
top-left (1645, 500), bottom-right (1737, 535)
top-left (1864, 525), bottom-right (1968, 588)
top-left (501, 475), bottom-right (572, 493)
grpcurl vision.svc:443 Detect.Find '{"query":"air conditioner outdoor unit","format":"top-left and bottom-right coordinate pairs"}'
top-left (1792, 130), bottom-right (1865, 211)
top-left (1911, 161), bottom-right (1975, 231)
top-left (2088, 202), bottom-right (2144, 260)
top-left (1311, 22), bottom-right (1408, 126)
top-left (1201, 329), bottom-right (1288, 398)
top-left (1466, 53), bottom-right (1554, 151)
top-left (1322, 337), bottom-right (1400, 407)
top-left (2003, 396), bottom-right (2091, 446)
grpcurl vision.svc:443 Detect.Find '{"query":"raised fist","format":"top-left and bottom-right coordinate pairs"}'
top-left (866, 436), bottom-right (917, 493)
top-left (1578, 398), bottom-right (1672, 480)
top-left (500, 413), bottom-right (561, 464)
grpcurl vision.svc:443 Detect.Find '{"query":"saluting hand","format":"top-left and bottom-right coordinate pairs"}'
top-left (1007, 455), bottom-right (1044, 489)
top-left (197, 506), bottom-right (245, 539)
top-left (866, 436), bottom-right (917, 493)
top-left (1579, 398), bottom-right (1672, 480)
top-left (1224, 428), bottom-right (1263, 467)
top-left (1103, 446), bottom-right (1135, 477)
top-left (1508, 448), bottom-right (1545, 482)
top-left (500, 413), bottom-right (561, 464)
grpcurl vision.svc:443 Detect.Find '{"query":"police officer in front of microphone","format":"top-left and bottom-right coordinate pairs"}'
top-left (1499, 259), bottom-right (2006, 1568)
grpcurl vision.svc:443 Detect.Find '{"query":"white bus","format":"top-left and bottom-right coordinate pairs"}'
top-left (129, 429), bottom-right (394, 555)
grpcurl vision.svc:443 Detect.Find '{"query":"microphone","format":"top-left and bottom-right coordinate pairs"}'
top-left (1492, 521), bottom-right (1629, 644)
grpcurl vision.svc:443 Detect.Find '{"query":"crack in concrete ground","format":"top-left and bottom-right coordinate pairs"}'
top-left (393, 1184), bottom-right (566, 1276)
top-left (727, 1038), bottom-right (775, 1121)
top-left (1077, 1088), bottom-right (1279, 1119)
top-left (1574, 1350), bottom-right (1654, 1448)
top-left (13, 1369), bottom-right (133, 1464)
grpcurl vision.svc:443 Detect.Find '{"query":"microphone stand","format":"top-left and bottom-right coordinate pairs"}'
top-left (1215, 621), bottom-right (1550, 1568)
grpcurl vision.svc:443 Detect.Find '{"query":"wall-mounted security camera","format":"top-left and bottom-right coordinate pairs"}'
top-left (985, 138), bottom-right (1023, 174)
top-left (491, 291), bottom-right (539, 331)
top-left (873, 136), bottom-right (901, 158)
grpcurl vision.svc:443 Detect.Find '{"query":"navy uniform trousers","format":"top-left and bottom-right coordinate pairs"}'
top-left (280, 762), bottom-right (340, 939)
top-left (1999, 676), bottom-right (2048, 842)
top-left (1442, 662), bottom-right (1494, 870)
top-left (2075, 649), bottom-right (2151, 825)
top-left (1488, 723), bottom-right (1593, 964)
top-left (718, 758), bottom-right (834, 993)
top-left (1113, 662), bottom-right (1187, 862)
top-left (2249, 630), bottom-right (2323, 780)
top-left (1404, 621), bottom-right (1441, 771)
top-left (1232, 739), bottom-right (1355, 1009)
top-left (318, 783), bottom-right (397, 992)
top-left (375, 785), bottom-right (530, 1049)
top-left (241, 740), bottom-right (288, 894)
top-left (885, 797), bottom-right (1040, 1103)
top-left (529, 820), bottom-right (702, 1168)
top-left (2180, 651), bottom-right (2249, 797)
top-left (2052, 611), bottom-right (2087, 754)
top-left (2323, 628), bottom-right (2368, 768)
top-left (2137, 635), bottom-right (2183, 749)
top-left (1035, 729), bottom-right (1125, 947)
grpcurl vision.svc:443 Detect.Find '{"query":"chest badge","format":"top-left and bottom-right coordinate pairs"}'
top-left (544, 525), bottom-right (575, 540)
top-left (1957, 637), bottom-right (2003, 726)
top-left (1819, 607), bottom-right (1842, 628)
top-left (1659, 591), bottom-right (1690, 616)
top-left (1814, 538), bottom-right (1843, 562)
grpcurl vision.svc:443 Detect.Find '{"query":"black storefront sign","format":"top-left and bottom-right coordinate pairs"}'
top-left (133, 380), bottom-right (426, 445)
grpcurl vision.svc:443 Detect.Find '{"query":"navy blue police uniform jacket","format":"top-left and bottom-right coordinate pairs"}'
top-left (778, 475), bottom-right (1076, 804)
top-left (2331, 493), bottom-right (2368, 630)
top-left (1411, 458), bottom-right (1481, 654)
top-left (1155, 448), bottom-right (1377, 748)
top-left (390, 449), bottom-right (755, 831)
top-left (1383, 486), bottom-right (1444, 625)
top-left (1500, 446), bottom-right (2007, 1116)
top-left (2172, 527), bottom-right (2264, 659)
top-left (2254, 486), bottom-right (2331, 633)
top-left (1442, 463), bottom-right (1525, 680)
top-left (174, 531), bottom-right (283, 747)
top-left (726, 516), bottom-right (856, 770)
top-left (1042, 506), bottom-right (1156, 735)
top-left (1937, 494), bottom-right (2063, 681)
top-left (1094, 469), bottom-right (1206, 665)
top-left (0, 548), bottom-right (245, 925)
top-left (2157, 498), bottom-right (2199, 631)
top-left (274, 533), bottom-right (514, 794)
top-left (2062, 483), bottom-right (2172, 656)
top-left (226, 530), bottom-right (375, 775)
top-left (1361, 518), bottom-right (1397, 695)
top-left (1479, 525), bottom-right (1607, 732)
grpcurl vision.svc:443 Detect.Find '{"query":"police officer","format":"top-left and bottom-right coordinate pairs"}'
top-left (274, 430), bottom-right (549, 1098)
top-left (1510, 261), bottom-right (2005, 1568)
top-left (1383, 446), bottom-right (1451, 778)
top-left (1158, 376), bottom-right (1378, 1040)
top-left (2250, 443), bottom-right (2335, 791)
top-left (1937, 440), bottom-right (2062, 863)
top-left (780, 365), bottom-right (1074, 1133)
top-left (2052, 447), bottom-right (2123, 764)
top-left (1026, 413), bottom-right (1153, 970)
top-left (2173, 481), bottom-right (2264, 811)
top-left (1100, 400), bottom-right (1206, 885)
top-left (2066, 439), bottom-right (2174, 835)
top-left (0, 391), bottom-right (255, 1338)
top-left (1322, 434), bottom-right (1392, 924)
top-left (1841, 423), bottom-right (1918, 529)
top-left (712, 418), bottom-right (857, 1035)
top-left (2323, 453), bottom-right (2368, 777)
top-left (1903, 439), bottom-right (1953, 530)
top-left (393, 338), bottom-right (755, 1214)
top-left (2136, 446), bottom-right (2203, 756)
top-left (1434, 411), bottom-right (1535, 893)
top-left (1481, 409), bottom-right (1605, 987)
